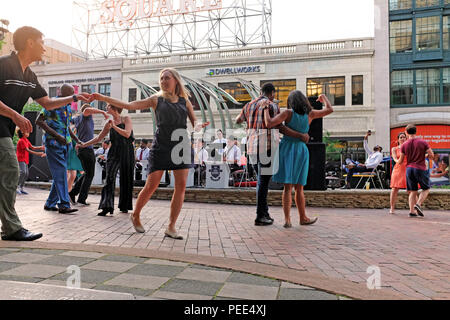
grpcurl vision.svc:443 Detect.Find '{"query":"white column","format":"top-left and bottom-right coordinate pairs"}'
top-left (374, 0), bottom-right (391, 152)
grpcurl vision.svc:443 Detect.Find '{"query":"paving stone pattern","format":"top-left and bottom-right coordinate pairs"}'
top-left (9, 188), bottom-right (450, 299)
top-left (0, 248), bottom-right (342, 300)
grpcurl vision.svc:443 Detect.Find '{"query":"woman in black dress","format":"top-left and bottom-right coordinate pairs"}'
top-left (78, 104), bottom-right (135, 216)
top-left (93, 68), bottom-right (208, 239)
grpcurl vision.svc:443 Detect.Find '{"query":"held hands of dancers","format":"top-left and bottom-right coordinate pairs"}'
top-left (91, 93), bottom-right (106, 102)
top-left (76, 93), bottom-right (95, 103)
top-left (194, 121), bottom-right (210, 132)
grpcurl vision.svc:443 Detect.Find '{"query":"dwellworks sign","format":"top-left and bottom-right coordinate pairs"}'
top-left (207, 65), bottom-right (264, 77)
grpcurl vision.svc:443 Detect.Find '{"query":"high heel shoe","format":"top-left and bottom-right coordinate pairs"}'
top-left (130, 214), bottom-right (145, 233)
top-left (98, 208), bottom-right (114, 217)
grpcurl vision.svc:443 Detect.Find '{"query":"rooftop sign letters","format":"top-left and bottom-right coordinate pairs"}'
top-left (207, 65), bottom-right (265, 77)
top-left (100, 0), bottom-right (223, 25)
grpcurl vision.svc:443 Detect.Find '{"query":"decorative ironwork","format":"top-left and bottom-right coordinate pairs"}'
top-left (130, 74), bottom-right (259, 131)
top-left (72, 0), bottom-right (272, 59)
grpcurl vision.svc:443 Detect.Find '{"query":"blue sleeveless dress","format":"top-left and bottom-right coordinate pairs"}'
top-left (273, 112), bottom-right (310, 186)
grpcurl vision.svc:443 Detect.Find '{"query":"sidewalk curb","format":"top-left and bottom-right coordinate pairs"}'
top-left (0, 241), bottom-right (409, 300)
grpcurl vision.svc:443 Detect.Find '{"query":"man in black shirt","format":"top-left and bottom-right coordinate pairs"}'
top-left (0, 26), bottom-right (92, 241)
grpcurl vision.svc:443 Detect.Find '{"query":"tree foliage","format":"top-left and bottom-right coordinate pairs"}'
top-left (13, 102), bottom-right (44, 146)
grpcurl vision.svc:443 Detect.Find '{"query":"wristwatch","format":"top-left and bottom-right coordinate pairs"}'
top-left (72, 95), bottom-right (78, 102)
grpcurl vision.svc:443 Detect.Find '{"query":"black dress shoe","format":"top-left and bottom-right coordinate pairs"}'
top-left (44, 206), bottom-right (58, 211)
top-left (98, 208), bottom-right (114, 216)
top-left (265, 214), bottom-right (274, 222)
top-left (1, 228), bottom-right (43, 241)
top-left (255, 217), bottom-right (274, 226)
top-left (59, 208), bottom-right (78, 214)
top-left (77, 200), bottom-right (90, 206)
top-left (69, 192), bottom-right (76, 205)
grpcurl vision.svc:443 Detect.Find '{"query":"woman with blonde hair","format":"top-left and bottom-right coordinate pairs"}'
top-left (93, 68), bottom-right (208, 239)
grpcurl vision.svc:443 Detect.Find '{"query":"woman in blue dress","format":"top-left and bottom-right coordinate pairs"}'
top-left (263, 92), bottom-right (333, 228)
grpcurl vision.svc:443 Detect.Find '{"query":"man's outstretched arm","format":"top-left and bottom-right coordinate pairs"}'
top-left (278, 125), bottom-right (310, 143)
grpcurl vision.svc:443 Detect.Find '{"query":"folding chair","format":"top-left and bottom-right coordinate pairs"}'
top-left (354, 157), bottom-right (390, 189)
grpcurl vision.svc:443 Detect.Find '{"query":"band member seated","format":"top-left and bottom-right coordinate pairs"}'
top-left (194, 138), bottom-right (208, 186)
top-left (95, 140), bottom-right (110, 180)
top-left (135, 139), bottom-right (150, 180)
top-left (223, 137), bottom-right (242, 173)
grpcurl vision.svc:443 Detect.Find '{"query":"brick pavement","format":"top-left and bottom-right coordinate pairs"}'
top-left (4, 188), bottom-right (450, 300)
top-left (0, 248), bottom-right (345, 300)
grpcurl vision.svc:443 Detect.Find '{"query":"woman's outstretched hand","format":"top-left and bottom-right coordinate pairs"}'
top-left (194, 122), bottom-right (210, 132)
top-left (317, 94), bottom-right (329, 104)
top-left (92, 93), bottom-right (106, 102)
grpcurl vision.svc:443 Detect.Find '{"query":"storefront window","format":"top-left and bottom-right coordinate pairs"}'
top-left (390, 20), bottom-right (412, 53)
top-left (98, 83), bottom-right (111, 111)
top-left (444, 16), bottom-right (450, 50)
top-left (443, 68), bottom-right (450, 103)
top-left (352, 75), bottom-right (364, 105)
top-left (389, 0), bottom-right (412, 10)
top-left (416, 68), bottom-right (440, 104)
top-left (307, 77), bottom-right (345, 106)
top-left (128, 88), bottom-right (137, 114)
top-left (416, 16), bottom-right (440, 51)
top-left (218, 82), bottom-right (252, 110)
top-left (391, 70), bottom-right (414, 105)
top-left (49, 87), bottom-right (58, 98)
top-left (390, 0), bottom-right (412, 10)
top-left (81, 84), bottom-right (94, 94)
top-left (415, 0), bottom-right (439, 8)
top-left (260, 79), bottom-right (296, 108)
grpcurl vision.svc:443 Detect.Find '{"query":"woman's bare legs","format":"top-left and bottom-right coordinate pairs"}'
top-left (132, 171), bottom-right (164, 227)
top-left (67, 170), bottom-right (77, 193)
top-left (168, 169), bottom-right (188, 233)
top-left (390, 188), bottom-right (399, 214)
top-left (294, 184), bottom-right (306, 222)
top-left (294, 184), bottom-right (315, 224)
top-left (282, 184), bottom-right (293, 227)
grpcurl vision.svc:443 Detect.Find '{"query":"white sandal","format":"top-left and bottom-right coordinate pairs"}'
top-left (164, 229), bottom-right (183, 240)
top-left (130, 215), bottom-right (145, 233)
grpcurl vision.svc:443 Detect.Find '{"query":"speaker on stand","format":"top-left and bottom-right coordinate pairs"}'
top-left (24, 111), bottom-right (52, 182)
top-left (304, 97), bottom-right (327, 191)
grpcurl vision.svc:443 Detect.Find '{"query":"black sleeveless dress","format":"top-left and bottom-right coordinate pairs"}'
top-left (99, 123), bottom-right (135, 212)
top-left (148, 96), bottom-right (194, 173)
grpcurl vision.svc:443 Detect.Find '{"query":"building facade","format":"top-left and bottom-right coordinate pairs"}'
top-left (386, 0), bottom-right (450, 152)
top-left (0, 32), bottom-right (85, 65)
top-left (33, 37), bottom-right (377, 153)
top-left (121, 38), bottom-right (375, 144)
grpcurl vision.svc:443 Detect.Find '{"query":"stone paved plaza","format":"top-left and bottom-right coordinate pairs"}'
top-left (1, 188), bottom-right (449, 300)
top-left (0, 247), bottom-right (345, 300)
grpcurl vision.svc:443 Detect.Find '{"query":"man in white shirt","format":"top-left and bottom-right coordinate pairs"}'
top-left (194, 139), bottom-right (208, 186)
top-left (213, 129), bottom-right (227, 157)
top-left (344, 131), bottom-right (384, 189)
top-left (223, 137), bottom-right (242, 172)
top-left (95, 140), bottom-right (110, 159)
top-left (95, 140), bottom-right (110, 180)
top-left (135, 139), bottom-right (150, 180)
top-left (195, 139), bottom-right (209, 165)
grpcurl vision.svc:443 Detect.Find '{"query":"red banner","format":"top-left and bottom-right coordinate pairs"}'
top-left (391, 125), bottom-right (450, 150)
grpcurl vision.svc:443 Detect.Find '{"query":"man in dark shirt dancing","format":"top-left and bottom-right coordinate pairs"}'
top-left (0, 26), bottom-right (91, 241)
